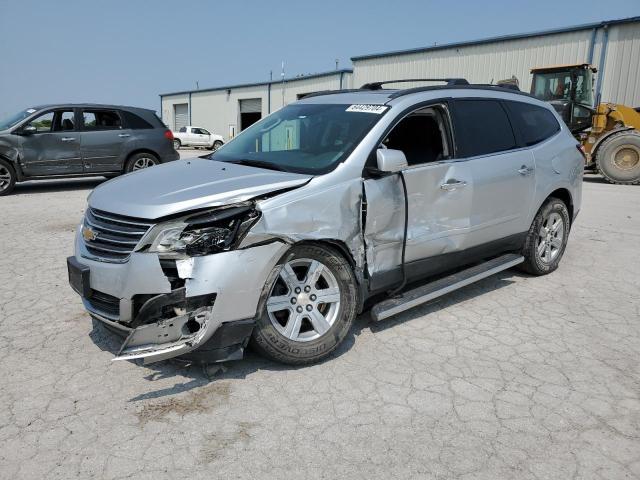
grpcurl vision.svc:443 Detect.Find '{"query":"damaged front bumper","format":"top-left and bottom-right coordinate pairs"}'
top-left (68, 230), bottom-right (288, 364)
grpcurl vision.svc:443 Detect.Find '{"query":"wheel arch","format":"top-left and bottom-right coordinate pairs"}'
top-left (123, 149), bottom-right (161, 170)
top-left (0, 146), bottom-right (25, 180)
top-left (289, 239), bottom-right (366, 312)
top-left (546, 187), bottom-right (574, 222)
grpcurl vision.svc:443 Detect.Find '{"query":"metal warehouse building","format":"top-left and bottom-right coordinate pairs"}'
top-left (161, 16), bottom-right (640, 141)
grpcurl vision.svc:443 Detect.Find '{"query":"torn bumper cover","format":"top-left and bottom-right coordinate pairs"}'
top-left (68, 234), bottom-right (288, 364)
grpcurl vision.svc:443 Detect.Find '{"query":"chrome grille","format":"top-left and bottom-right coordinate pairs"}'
top-left (83, 208), bottom-right (154, 262)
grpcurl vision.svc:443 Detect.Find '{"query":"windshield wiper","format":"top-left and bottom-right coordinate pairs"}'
top-left (226, 159), bottom-right (291, 173)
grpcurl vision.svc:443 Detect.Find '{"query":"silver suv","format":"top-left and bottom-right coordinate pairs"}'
top-left (0, 104), bottom-right (179, 195)
top-left (67, 81), bottom-right (583, 366)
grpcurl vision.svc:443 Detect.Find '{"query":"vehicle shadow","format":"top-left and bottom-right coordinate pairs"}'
top-left (88, 268), bottom-right (523, 402)
top-left (12, 177), bottom-right (107, 194)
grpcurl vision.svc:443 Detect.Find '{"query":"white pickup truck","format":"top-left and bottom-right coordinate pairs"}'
top-left (172, 126), bottom-right (224, 151)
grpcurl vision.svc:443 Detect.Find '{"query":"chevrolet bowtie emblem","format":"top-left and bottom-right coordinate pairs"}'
top-left (82, 226), bottom-right (98, 242)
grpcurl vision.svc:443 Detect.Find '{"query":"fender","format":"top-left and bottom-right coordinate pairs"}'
top-left (588, 126), bottom-right (634, 163)
top-left (0, 141), bottom-right (25, 180)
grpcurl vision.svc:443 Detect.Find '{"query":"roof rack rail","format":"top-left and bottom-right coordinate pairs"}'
top-left (388, 84), bottom-right (533, 100)
top-left (361, 78), bottom-right (469, 90)
top-left (298, 89), bottom-right (364, 99)
top-left (474, 83), bottom-right (521, 91)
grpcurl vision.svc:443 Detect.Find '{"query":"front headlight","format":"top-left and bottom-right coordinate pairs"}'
top-left (145, 205), bottom-right (258, 258)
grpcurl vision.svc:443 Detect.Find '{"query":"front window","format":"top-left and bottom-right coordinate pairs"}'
top-left (27, 110), bottom-right (76, 133)
top-left (0, 108), bottom-right (39, 131)
top-left (207, 103), bottom-right (387, 174)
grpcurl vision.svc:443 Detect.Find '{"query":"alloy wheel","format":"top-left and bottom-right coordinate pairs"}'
top-left (132, 157), bottom-right (157, 170)
top-left (0, 166), bottom-right (11, 192)
top-left (536, 212), bottom-right (564, 264)
top-left (267, 258), bottom-right (341, 342)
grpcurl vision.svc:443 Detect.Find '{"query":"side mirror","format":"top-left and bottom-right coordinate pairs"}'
top-left (21, 125), bottom-right (37, 135)
top-left (376, 148), bottom-right (408, 173)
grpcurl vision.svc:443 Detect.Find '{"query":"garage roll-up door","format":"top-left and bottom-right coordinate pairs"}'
top-left (239, 98), bottom-right (262, 113)
top-left (174, 103), bottom-right (188, 131)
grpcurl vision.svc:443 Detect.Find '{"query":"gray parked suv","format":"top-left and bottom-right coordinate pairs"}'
top-left (0, 104), bottom-right (179, 195)
top-left (67, 81), bottom-right (583, 366)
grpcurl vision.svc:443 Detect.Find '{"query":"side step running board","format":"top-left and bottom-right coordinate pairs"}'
top-left (371, 253), bottom-right (524, 322)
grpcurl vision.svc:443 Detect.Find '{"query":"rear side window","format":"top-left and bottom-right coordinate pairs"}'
top-left (82, 110), bottom-right (122, 130)
top-left (453, 100), bottom-right (517, 157)
top-left (179, 127), bottom-right (187, 133)
top-left (504, 101), bottom-right (560, 146)
top-left (121, 110), bottom-right (153, 129)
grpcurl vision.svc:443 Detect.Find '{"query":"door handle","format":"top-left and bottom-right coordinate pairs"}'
top-left (61, 137), bottom-right (76, 142)
top-left (518, 165), bottom-right (534, 176)
top-left (440, 180), bottom-right (467, 191)
top-left (118, 133), bottom-right (131, 138)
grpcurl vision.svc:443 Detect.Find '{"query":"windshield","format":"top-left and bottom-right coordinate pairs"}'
top-left (532, 69), bottom-right (594, 107)
top-left (532, 72), bottom-right (573, 102)
top-left (207, 103), bottom-right (388, 174)
top-left (0, 108), bottom-right (38, 131)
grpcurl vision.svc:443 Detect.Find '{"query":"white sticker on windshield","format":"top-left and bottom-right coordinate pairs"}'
top-left (346, 104), bottom-right (388, 114)
top-left (26, 108), bottom-right (36, 113)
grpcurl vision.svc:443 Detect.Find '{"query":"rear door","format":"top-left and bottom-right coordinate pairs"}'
top-left (20, 108), bottom-right (83, 176)
top-left (80, 109), bottom-right (132, 173)
top-left (451, 99), bottom-right (536, 245)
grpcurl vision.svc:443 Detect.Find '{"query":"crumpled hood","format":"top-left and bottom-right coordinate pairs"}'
top-left (88, 158), bottom-right (311, 219)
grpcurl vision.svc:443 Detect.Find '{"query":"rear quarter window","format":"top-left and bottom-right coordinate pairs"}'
top-left (121, 110), bottom-right (154, 130)
top-left (452, 99), bottom-right (517, 157)
top-left (504, 101), bottom-right (560, 146)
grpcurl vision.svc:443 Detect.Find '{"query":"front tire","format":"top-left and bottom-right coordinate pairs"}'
top-left (210, 140), bottom-right (223, 151)
top-left (124, 153), bottom-right (159, 173)
top-left (251, 244), bottom-right (358, 365)
top-left (520, 198), bottom-right (570, 275)
top-left (0, 159), bottom-right (16, 196)
top-left (596, 130), bottom-right (640, 185)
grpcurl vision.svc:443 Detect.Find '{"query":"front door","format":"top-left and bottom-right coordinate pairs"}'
top-left (363, 104), bottom-right (474, 291)
top-left (191, 127), bottom-right (209, 146)
top-left (20, 109), bottom-right (82, 176)
top-left (80, 109), bottom-right (132, 173)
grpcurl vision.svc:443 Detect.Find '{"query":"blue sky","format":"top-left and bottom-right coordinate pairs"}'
top-left (1, 0), bottom-right (638, 117)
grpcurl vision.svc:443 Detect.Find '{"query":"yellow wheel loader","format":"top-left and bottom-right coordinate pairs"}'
top-left (529, 64), bottom-right (640, 184)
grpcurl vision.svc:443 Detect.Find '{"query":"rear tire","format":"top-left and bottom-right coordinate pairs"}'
top-left (124, 153), bottom-right (159, 173)
top-left (251, 244), bottom-right (358, 365)
top-left (0, 159), bottom-right (16, 196)
top-left (595, 130), bottom-right (640, 185)
top-left (520, 198), bottom-right (570, 276)
top-left (173, 139), bottom-right (181, 150)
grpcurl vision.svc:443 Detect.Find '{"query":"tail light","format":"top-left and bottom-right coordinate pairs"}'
top-left (576, 143), bottom-right (587, 161)
top-left (164, 130), bottom-right (174, 141)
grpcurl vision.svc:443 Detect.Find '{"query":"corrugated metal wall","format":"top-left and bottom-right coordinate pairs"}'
top-left (161, 72), bottom-right (352, 141)
top-left (352, 22), bottom-right (640, 106)
top-left (162, 20), bottom-right (640, 137)
top-left (601, 23), bottom-right (640, 106)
